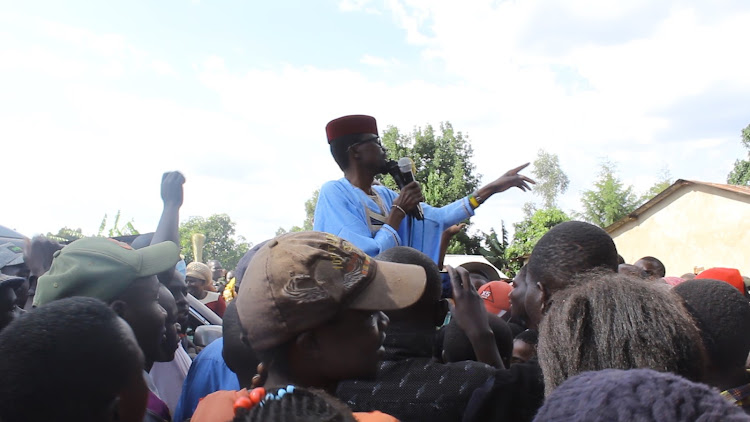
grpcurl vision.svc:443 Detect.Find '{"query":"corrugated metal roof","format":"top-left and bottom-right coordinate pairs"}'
top-left (687, 180), bottom-right (750, 196)
top-left (605, 180), bottom-right (750, 234)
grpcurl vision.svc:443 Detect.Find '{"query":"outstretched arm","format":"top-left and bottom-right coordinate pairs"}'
top-left (472, 163), bottom-right (535, 208)
top-left (151, 171), bottom-right (185, 282)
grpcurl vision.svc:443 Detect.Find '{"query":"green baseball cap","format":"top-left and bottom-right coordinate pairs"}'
top-left (34, 237), bottom-right (179, 307)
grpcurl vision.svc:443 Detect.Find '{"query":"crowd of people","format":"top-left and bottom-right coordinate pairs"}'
top-left (1, 114), bottom-right (749, 422)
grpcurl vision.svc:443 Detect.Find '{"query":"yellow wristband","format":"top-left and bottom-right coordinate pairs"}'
top-left (469, 196), bottom-right (480, 208)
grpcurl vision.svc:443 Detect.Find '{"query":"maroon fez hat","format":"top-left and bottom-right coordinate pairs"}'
top-left (326, 115), bottom-right (379, 144)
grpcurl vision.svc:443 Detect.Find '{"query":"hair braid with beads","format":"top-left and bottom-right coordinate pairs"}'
top-left (232, 386), bottom-right (357, 422)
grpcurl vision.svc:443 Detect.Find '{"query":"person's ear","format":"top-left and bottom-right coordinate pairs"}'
top-left (348, 145), bottom-right (361, 161)
top-left (434, 299), bottom-right (449, 326)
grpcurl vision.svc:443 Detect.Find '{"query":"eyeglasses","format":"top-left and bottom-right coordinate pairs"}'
top-left (347, 137), bottom-right (385, 152)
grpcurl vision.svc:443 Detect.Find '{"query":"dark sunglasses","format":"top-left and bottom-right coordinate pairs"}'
top-left (347, 137), bottom-right (384, 152)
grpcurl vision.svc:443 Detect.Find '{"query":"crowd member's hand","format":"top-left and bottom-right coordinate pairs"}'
top-left (447, 265), bottom-right (504, 369)
top-left (444, 223), bottom-right (467, 238)
top-left (251, 362), bottom-right (267, 388)
top-left (448, 265), bottom-right (491, 338)
top-left (487, 163), bottom-right (535, 194)
top-left (161, 171), bottom-right (185, 207)
top-left (392, 181), bottom-right (424, 213)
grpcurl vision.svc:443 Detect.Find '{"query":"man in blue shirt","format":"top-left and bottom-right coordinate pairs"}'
top-left (314, 114), bottom-right (535, 263)
top-left (172, 337), bottom-right (239, 422)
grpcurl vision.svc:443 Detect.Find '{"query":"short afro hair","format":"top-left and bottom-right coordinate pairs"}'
top-left (636, 256), bottom-right (666, 278)
top-left (0, 297), bottom-right (144, 422)
top-left (515, 329), bottom-right (538, 345)
top-left (534, 369), bottom-right (747, 421)
top-left (673, 278), bottom-right (750, 371)
top-left (527, 221), bottom-right (619, 294)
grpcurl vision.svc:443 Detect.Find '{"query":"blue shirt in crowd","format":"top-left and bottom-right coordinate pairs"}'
top-left (173, 338), bottom-right (240, 422)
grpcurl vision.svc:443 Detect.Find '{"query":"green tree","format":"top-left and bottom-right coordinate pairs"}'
top-left (46, 227), bottom-right (85, 243)
top-left (580, 160), bottom-right (639, 228)
top-left (640, 167), bottom-right (673, 203)
top-left (179, 214), bottom-right (251, 270)
top-left (97, 210), bottom-right (140, 237)
top-left (531, 150), bottom-right (569, 209)
top-left (477, 223), bottom-right (513, 275)
top-left (379, 122), bottom-right (481, 207)
top-left (505, 208), bottom-right (571, 274)
top-left (380, 122), bottom-right (482, 253)
top-left (445, 228), bottom-right (483, 256)
top-left (727, 124), bottom-right (750, 186)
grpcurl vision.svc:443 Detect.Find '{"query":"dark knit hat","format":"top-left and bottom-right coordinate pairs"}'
top-left (325, 115), bottom-right (378, 144)
top-left (533, 369), bottom-right (750, 422)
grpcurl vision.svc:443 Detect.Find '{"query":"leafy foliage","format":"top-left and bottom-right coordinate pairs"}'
top-left (640, 167), bottom-right (673, 203)
top-left (727, 124), bottom-right (750, 186)
top-left (45, 227), bottom-right (85, 243)
top-left (379, 122), bottom-right (483, 253)
top-left (478, 224), bottom-right (513, 276)
top-left (379, 122), bottom-right (481, 208)
top-left (505, 207), bottom-right (571, 274)
top-left (179, 214), bottom-right (251, 270)
top-left (579, 160), bottom-right (640, 228)
top-left (97, 210), bottom-right (140, 237)
top-left (48, 210), bottom-right (140, 243)
top-left (531, 149), bottom-right (570, 209)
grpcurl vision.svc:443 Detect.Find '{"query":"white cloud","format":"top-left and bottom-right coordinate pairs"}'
top-left (4, 1), bottom-right (750, 248)
top-left (338, 0), bottom-right (375, 12)
top-left (331, 0), bottom-right (750, 233)
top-left (151, 59), bottom-right (178, 77)
top-left (360, 54), bottom-right (400, 68)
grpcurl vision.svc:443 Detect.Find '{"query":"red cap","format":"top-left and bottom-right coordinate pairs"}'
top-left (695, 267), bottom-right (745, 294)
top-left (326, 115), bottom-right (378, 144)
top-left (478, 281), bottom-right (513, 315)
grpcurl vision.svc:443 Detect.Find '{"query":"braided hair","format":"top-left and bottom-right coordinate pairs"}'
top-left (233, 386), bottom-right (357, 422)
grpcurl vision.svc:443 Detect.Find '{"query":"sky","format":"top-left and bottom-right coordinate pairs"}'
top-left (3, 0), bottom-right (750, 246)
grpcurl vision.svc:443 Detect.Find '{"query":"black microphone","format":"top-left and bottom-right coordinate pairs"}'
top-left (398, 157), bottom-right (424, 220)
top-left (386, 160), bottom-right (406, 189)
